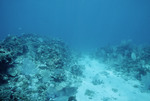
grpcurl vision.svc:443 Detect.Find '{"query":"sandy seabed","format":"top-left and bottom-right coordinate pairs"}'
top-left (76, 55), bottom-right (150, 101)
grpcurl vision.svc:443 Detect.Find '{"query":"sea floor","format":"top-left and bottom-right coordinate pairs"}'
top-left (76, 55), bottom-right (150, 101)
top-left (1, 35), bottom-right (150, 101)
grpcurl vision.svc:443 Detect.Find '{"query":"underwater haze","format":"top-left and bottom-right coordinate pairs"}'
top-left (1, 0), bottom-right (150, 101)
top-left (0, 0), bottom-right (150, 50)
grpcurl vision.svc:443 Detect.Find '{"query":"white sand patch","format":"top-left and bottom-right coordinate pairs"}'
top-left (76, 55), bottom-right (150, 101)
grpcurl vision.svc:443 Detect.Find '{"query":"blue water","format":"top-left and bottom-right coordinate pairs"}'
top-left (1, 1), bottom-right (150, 100)
top-left (0, 0), bottom-right (150, 50)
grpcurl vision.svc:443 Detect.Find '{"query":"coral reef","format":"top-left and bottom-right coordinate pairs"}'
top-left (0, 34), bottom-right (83, 101)
top-left (95, 40), bottom-right (150, 90)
